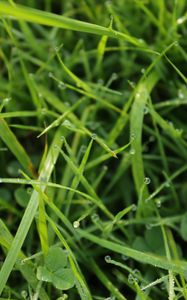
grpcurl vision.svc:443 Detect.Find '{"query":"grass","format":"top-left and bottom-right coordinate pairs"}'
top-left (0, 0), bottom-right (187, 299)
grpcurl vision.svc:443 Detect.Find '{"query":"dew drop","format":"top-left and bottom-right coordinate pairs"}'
top-left (178, 89), bottom-right (184, 99)
top-left (54, 46), bottom-right (60, 52)
top-left (144, 106), bottom-right (149, 114)
top-left (141, 68), bottom-right (145, 74)
top-left (130, 148), bottom-right (135, 155)
top-left (132, 204), bottom-right (137, 211)
top-left (63, 120), bottom-right (72, 127)
top-left (144, 177), bottom-right (151, 185)
top-left (58, 81), bottom-right (66, 90)
top-left (60, 135), bottom-right (65, 142)
top-left (165, 181), bottom-right (170, 188)
top-left (53, 144), bottom-right (58, 149)
top-left (41, 108), bottom-right (47, 115)
top-left (48, 72), bottom-right (53, 78)
top-left (133, 269), bottom-right (141, 276)
top-left (174, 41), bottom-right (179, 47)
top-left (136, 92), bottom-right (141, 98)
top-left (0, 178), bottom-right (2, 183)
top-left (128, 274), bottom-right (135, 284)
top-left (121, 254), bottom-right (129, 261)
top-left (156, 199), bottom-right (161, 208)
top-left (97, 78), bottom-right (104, 85)
top-left (73, 221), bottom-right (80, 229)
top-left (91, 133), bottom-right (97, 140)
top-left (130, 133), bottom-right (136, 141)
top-left (3, 97), bottom-right (11, 105)
top-left (91, 213), bottom-right (99, 223)
top-left (111, 73), bottom-right (118, 81)
top-left (27, 187), bottom-right (33, 195)
top-left (21, 290), bottom-right (28, 299)
top-left (105, 255), bottom-right (111, 263)
top-left (177, 17), bottom-right (184, 25)
top-left (146, 223), bottom-right (152, 230)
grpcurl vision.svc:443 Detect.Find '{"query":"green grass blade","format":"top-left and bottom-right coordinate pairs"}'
top-left (0, 128), bottom-right (63, 295)
top-left (0, 2), bottom-right (144, 47)
top-left (0, 118), bottom-right (35, 177)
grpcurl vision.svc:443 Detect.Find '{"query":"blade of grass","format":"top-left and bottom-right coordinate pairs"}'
top-left (78, 229), bottom-right (187, 275)
top-left (0, 118), bottom-right (35, 177)
top-left (0, 2), bottom-right (145, 47)
top-left (0, 127), bottom-right (63, 295)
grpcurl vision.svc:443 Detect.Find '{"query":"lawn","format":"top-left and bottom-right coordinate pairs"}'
top-left (0, 1), bottom-right (187, 299)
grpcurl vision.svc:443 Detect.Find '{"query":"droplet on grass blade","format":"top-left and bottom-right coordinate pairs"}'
top-left (144, 177), bottom-right (151, 185)
top-left (73, 221), bottom-right (80, 229)
top-left (105, 255), bottom-right (111, 263)
top-left (130, 148), bottom-right (135, 155)
top-left (91, 133), bottom-right (97, 140)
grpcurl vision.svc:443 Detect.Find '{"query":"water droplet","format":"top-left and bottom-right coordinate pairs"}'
top-left (149, 136), bottom-right (155, 142)
top-left (27, 187), bottom-right (33, 195)
top-left (121, 254), bottom-right (129, 261)
top-left (97, 78), bottom-right (104, 85)
top-left (91, 213), bottom-right (99, 223)
top-left (178, 89), bottom-right (184, 99)
top-left (103, 165), bottom-right (108, 171)
top-left (91, 133), bottom-right (97, 140)
top-left (54, 46), bottom-right (60, 52)
top-left (48, 72), bottom-right (53, 78)
top-left (0, 178), bottom-right (2, 183)
top-left (136, 92), bottom-right (141, 99)
top-left (144, 106), bottom-right (149, 114)
top-left (133, 269), bottom-right (140, 276)
top-left (60, 136), bottom-right (65, 142)
top-left (111, 73), bottom-right (118, 81)
top-left (131, 204), bottom-right (137, 211)
top-left (177, 17), bottom-right (184, 25)
top-left (156, 199), bottom-right (161, 208)
top-left (165, 181), bottom-right (170, 188)
top-left (58, 81), bottom-right (66, 90)
top-left (38, 93), bottom-right (43, 99)
top-left (130, 148), bottom-right (135, 155)
top-left (63, 120), bottom-right (72, 127)
top-left (21, 290), bottom-right (28, 299)
top-left (144, 177), bottom-right (151, 185)
top-left (105, 255), bottom-right (111, 263)
top-left (138, 38), bottom-right (145, 44)
top-left (3, 97), bottom-right (11, 105)
top-left (130, 133), bottom-right (136, 141)
top-left (41, 108), bottom-right (47, 115)
top-left (146, 223), bottom-right (152, 230)
top-left (128, 274), bottom-right (135, 284)
top-left (141, 68), bottom-right (145, 74)
top-left (64, 102), bottom-right (70, 107)
top-left (73, 221), bottom-right (80, 229)
top-left (29, 73), bottom-right (34, 78)
top-left (174, 41), bottom-right (179, 47)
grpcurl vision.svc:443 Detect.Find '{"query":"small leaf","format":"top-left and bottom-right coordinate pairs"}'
top-left (14, 188), bottom-right (30, 208)
top-left (180, 213), bottom-right (187, 241)
top-left (45, 247), bottom-right (67, 272)
top-left (53, 268), bottom-right (75, 290)
top-left (37, 266), bottom-right (52, 283)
